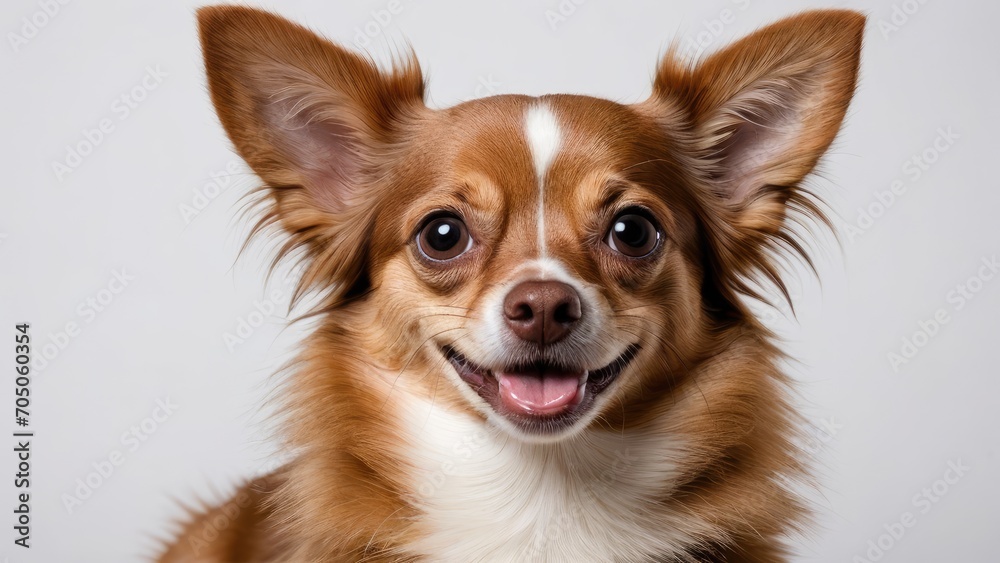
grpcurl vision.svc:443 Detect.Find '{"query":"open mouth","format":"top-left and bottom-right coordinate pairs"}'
top-left (443, 344), bottom-right (641, 434)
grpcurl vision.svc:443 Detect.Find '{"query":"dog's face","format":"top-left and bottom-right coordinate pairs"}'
top-left (367, 96), bottom-right (703, 440)
top-left (199, 8), bottom-right (863, 442)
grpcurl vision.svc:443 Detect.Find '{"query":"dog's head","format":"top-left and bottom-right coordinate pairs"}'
top-left (199, 8), bottom-right (863, 442)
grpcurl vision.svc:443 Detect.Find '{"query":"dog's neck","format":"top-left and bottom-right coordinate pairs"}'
top-left (396, 396), bottom-right (712, 562)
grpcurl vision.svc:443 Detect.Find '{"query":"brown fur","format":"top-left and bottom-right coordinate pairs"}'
top-left (160, 6), bottom-right (864, 561)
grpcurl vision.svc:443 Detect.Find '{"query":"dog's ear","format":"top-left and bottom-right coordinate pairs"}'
top-left (656, 9), bottom-right (864, 233)
top-left (647, 10), bottom-right (864, 304)
top-left (197, 6), bottom-right (425, 305)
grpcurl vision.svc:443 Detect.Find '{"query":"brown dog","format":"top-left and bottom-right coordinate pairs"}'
top-left (160, 6), bottom-right (864, 561)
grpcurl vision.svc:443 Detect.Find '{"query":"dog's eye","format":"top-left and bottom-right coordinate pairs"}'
top-left (417, 215), bottom-right (472, 261)
top-left (605, 210), bottom-right (659, 257)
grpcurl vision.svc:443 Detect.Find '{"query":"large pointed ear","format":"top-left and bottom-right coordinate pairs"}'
top-left (653, 10), bottom-right (864, 235)
top-left (197, 6), bottom-right (426, 305)
top-left (646, 10), bottom-right (864, 306)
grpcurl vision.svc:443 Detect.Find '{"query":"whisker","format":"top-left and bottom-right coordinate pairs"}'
top-left (616, 317), bottom-right (691, 373)
top-left (377, 326), bottom-right (467, 416)
top-left (422, 354), bottom-right (447, 431)
top-left (378, 312), bottom-right (471, 360)
top-left (618, 322), bottom-right (715, 419)
top-left (620, 157), bottom-right (672, 171)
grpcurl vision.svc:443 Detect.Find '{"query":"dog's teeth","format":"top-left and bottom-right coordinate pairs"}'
top-left (573, 380), bottom-right (587, 406)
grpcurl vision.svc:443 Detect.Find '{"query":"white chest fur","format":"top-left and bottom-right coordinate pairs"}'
top-left (398, 401), bottom-right (713, 562)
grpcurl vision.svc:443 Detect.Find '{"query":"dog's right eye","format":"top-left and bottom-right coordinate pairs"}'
top-left (605, 209), bottom-right (660, 258)
top-left (417, 214), bottom-right (472, 261)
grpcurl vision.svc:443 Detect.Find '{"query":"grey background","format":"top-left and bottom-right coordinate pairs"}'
top-left (1, 0), bottom-right (998, 561)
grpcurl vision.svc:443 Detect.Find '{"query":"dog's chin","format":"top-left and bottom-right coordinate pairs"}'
top-left (443, 344), bottom-right (640, 439)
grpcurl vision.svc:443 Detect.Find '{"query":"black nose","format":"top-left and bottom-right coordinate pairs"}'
top-left (502, 281), bottom-right (582, 345)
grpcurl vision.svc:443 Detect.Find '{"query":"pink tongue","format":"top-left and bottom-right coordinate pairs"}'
top-left (497, 370), bottom-right (583, 416)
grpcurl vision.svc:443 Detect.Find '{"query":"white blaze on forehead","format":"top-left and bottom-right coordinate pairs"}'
top-left (525, 104), bottom-right (561, 179)
top-left (524, 104), bottom-right (562, 257)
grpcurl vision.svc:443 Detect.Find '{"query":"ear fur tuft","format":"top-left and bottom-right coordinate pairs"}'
top-left (197, 5), bottom-right (427, 308)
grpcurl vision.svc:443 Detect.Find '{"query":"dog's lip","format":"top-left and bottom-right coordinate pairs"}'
top-left (442, 344), bottom-right (641, 433)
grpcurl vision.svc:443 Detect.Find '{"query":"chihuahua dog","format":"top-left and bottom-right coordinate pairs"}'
top-left (160, 6), bottom-right (863, 562)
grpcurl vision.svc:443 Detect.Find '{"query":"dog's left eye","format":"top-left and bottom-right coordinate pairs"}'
top-left (417, 214), bottom-right (473, 261)
top-left (605, 209), bottom-right (660, 257)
